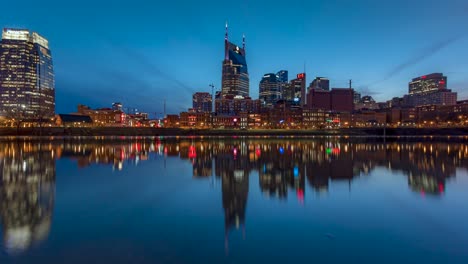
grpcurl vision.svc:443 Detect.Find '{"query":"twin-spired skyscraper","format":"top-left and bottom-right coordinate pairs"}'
top-left (0, 28), bottom-right (55, 118)
top-left (221, 23), bottom-right (249, 98)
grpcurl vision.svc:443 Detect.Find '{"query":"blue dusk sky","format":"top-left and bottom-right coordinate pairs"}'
top-left (2, 0), bottom-right (468, 116)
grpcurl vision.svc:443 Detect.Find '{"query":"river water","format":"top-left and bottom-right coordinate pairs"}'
top-left (0, 137), bottom-right (467, 263)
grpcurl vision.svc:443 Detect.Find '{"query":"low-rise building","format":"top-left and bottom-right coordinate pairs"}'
top-left (55, 114), bottom-right (93, 127)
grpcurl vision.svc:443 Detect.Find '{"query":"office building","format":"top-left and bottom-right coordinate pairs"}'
top-left (284, 73), bottom-right (306, 106)
top-left (259, 73), bottom-right (281, 108)
top-left (192, 92), bottom-right (212, 112)
top-left (409, 73), bottom-right (447, 95)
top-left (277, 70), bottom-right (288, 83)
top-left (353, 91), bottom-right (361, 104)
top-left (0, 28), bottom-right (55, 119)
top-left (307, 88), bottom-right (354, 112)
top-left (221, 24), bottom-right (249, 98)
top-left (309, 77), bottom-right (330, 91)
top-left (215, 96), bottom-right (261, 115)
top-left (112, 102), bottom-right (123, 111)
top-left (404, 89), bottom-right (457, 107)
top-left (404, 73), bottom-right (456, 107)
top-left (331, 88), bottom-right (354, 112)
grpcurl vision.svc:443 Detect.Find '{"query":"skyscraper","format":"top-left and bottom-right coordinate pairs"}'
top-left (192, 92), bottom-right (213, 112)
top-left (286, 73), bottom-right (306, 106)
top-left (277, 70), bottom-right (288, 83)
top-left (259, 73), bottom-right (281, 108)
top-left (0, 28), bottom-right (55, 119)
top-left (221, 23), bottom-right (249, 98)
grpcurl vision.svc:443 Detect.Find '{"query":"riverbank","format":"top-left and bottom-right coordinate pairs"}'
top-left (0, 127), bottom-right (466, 137)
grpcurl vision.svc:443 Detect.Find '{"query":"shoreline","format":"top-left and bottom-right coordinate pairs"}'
top-left (0, 127), bottom-right (466, 137)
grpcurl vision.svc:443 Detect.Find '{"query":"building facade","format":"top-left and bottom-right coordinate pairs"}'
top-left (331, 88), bottom-right (354, 112)
top-left (309, 77), bottom-right (330, 91)
top-left (259, 73), bottom-right (281, 108)
top-left (215, 96), bottom-right (261, 115)
top-left (409, 73), bottom-right (447, 95)
top-left (404, 89), bottom-right (457, 107)
top-left (221, 24), bottom-right (249, 98)
top-left (192, 92), bottom-right (212, 113)
top-left (284, 73), bottom-right (306, 106)
top-left (0, 28), bottom-right (55, 119)
top-left (307, 88), bottom-right (354, 112)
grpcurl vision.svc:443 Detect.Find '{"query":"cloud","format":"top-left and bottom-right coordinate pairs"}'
top-left (368, 34), bottom-right (467, 87)
top-left (101, 37), bottom-right (195, 95)
top-left (355, 85), bottom-right (381, 96)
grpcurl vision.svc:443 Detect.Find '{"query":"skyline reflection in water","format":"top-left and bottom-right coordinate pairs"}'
top-left (0, 137), bottom-right (467, 263)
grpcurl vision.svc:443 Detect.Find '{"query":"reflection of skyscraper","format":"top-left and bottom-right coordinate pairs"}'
top-left (0, 28), bottom-right (55, 118)
top-left (221, 23), bottom-right (249, 98)
top-left (222, 171), bottom-right (248, 252)
top-left (0, 142), bottom-right (56, 254)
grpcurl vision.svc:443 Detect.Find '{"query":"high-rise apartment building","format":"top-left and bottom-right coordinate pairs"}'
top-left (259, 73), bottom-right (281, 108)
top-left (0, 28), bottom-right (55, 118)
top-left (221, 24), bottom-right (249, 98)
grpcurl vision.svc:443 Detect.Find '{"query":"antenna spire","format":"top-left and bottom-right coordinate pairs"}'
top-left (242, 33), bottom-right (245, 51)
top-left (225, 21), bottom-right (228, 40)
top-left (224, 21), bottom-right (229, 61)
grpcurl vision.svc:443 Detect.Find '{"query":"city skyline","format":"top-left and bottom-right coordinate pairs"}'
top-left (0, 0), bottom-right (467, 116)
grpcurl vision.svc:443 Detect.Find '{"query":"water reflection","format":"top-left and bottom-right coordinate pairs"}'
top-left (0, 142), bottom-right (55, 254)
top-left (0, 137), bottom-right (467, 258)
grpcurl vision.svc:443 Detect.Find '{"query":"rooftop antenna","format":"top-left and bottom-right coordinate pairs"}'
top-left (224, 21), bottom-right (229, 61)
top-left (349, 79), bottom-right (352, 89)
top-left (209, 84), bottom-right (215, 112)
top-left (242, 33), bottom-right (245, 52)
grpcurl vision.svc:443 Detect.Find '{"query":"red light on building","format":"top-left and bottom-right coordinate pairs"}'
top-left (255, 148), bottom-right (261, 157)
top-left (332, 148), bottom-right (340, 154)
top-left (297, 73), bottom-right (305, 79)
top-left (438, 183), bottom-right (444, 193)
top-left (296, 189), bottom-right (304, 204)
top-left (439, 80), bottom-right (445, 85)
top-left (188, 145), bottom-right (197, 159)
top-left (422, 75), bottom-right (427, 79)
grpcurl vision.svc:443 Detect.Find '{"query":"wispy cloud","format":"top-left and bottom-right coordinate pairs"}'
top-left (355, 85), bottom-right (381, 96)
top-left (101, 37), bottom-right (195, 95)
top-left (368, 34), bottom-right (467, 87)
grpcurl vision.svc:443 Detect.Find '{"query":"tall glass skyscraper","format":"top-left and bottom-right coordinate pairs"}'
top-left (277, 70), bottom-right (288, 83)
top-left (221, 24), bottom-right (249, 98)
top-left (259, 73), bottom-right (281, 108)
top-left (0, 28), bottom-right (55, 119)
